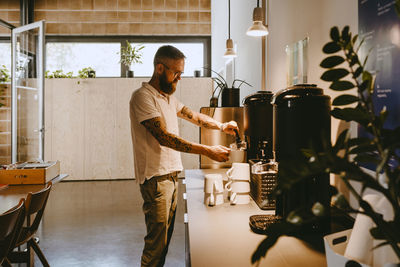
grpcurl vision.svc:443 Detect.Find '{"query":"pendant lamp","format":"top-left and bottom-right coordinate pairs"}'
top-left (247, 0), bottom-right (269, 37)
top-left (224, 0), bottom-right (237, 58)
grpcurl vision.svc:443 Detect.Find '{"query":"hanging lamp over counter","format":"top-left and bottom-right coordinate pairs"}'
top-left (247, 0), bottom-right (269, 37)
top-left (224, 0), bottom-right (237, 58)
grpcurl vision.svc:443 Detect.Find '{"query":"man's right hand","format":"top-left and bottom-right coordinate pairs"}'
top-left (206, 145), bottom-right (230, 162)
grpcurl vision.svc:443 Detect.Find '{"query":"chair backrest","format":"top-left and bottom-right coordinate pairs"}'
top-left (0, 199), bottom-right (25, 263)
top-left (25, 182), bottom-right (52, 233)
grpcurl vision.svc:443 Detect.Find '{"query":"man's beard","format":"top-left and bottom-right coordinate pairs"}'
top-left (159, 71), bottom-right (177, 95)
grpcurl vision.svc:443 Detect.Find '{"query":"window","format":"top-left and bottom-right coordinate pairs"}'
top-left (0, 42), bottom-right (11, 71)
top-left (46, 42), bottom-right (121, 77)
top-left (130, 42), bottom-right (205, 77)
top-left (45, 37), bottom-right (211, 78)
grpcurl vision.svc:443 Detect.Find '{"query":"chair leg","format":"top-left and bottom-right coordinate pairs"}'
top-left (29, 239), bottom-right (50, 267)
top-left (1, 258), bottom-right (12, 267)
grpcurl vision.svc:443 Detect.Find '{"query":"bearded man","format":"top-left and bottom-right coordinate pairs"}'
top-left (129, 45), bottom-right (238, 267)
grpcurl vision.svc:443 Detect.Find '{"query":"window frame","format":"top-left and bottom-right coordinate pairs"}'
top-left (45, 36), bottom-right (211, 77)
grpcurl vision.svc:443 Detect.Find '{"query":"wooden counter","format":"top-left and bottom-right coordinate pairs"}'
top-left (185, 169), bottom-right (326, 267)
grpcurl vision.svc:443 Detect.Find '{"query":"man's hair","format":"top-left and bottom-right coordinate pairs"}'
top-left (153, 45), bottom-right (186, 67)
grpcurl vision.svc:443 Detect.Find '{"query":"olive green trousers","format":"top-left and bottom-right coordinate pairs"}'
top-left (139, 172), bottom-right (178, 267)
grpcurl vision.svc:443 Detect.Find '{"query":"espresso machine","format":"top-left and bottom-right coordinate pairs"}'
top-left (243, 91), bottom-right (274, 161)
top-left (243, 91), bottom-right (276, 210)
top-left (273, 84), bottom-right (331, 233)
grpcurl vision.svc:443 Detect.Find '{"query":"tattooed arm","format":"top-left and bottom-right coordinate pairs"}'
top-left (141, 117), bottom-right (230, 162)
top-left (178, 106), bottom-right (238, 135)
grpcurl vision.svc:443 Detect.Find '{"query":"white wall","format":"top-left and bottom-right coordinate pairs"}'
top-left (211, 0), bottom-right (262, 103)
top-left (267, 0), bottom-right (358, 93)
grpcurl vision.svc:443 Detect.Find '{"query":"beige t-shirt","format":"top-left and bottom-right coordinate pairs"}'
top-left (129, 82), bottom-right (184, 184)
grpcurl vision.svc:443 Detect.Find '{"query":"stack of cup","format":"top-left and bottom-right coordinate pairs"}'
top-left (225, 163), bottom-right (250, 205)
top-left (204, 174), bottom-right (224, 206)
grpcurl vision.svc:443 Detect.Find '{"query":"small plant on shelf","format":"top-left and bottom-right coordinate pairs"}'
top-left (0, 65), bottom-right (10, 108)
top-left (119, 41), bottom-right (144, 77)
top-left (203, 67), bottom-right (252, 107)
top-left (45, 70), bottom-right (74, 79)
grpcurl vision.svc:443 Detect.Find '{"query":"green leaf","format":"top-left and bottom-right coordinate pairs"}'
top-left (333, 94), bottom-right (359, 106)
top-left (342, 26), bottom-right (350, 43)
top-left (320, 56), bottom-right (345, 69)
top-left (330, 80), bottom-right (355, 91)
top-left (334, 129), bottom-right (349, 152)
top-left (321, 68), bottom-right (349, 82)
top-left (352, 34), bottom-right (359, 45)
top-left (370, 226), bottom-right (385, 239)
top-left (353, 66), bottom-right (363, 78)
top-left (331, 107), bottom-right (369, 123)
top-left (349, 144), bottom-right (377, 154)
top-left (322, 42), bottom-right (341, 54)
top-left (396, 0), bottom-right (400, 18)
top-left (354, 154), bottom-right (380, 164)
top-left (359, 80), bottom-right (370, 92)
top-left (330, 27), bottom-right (340, 42)
top-left (348, 137), bottom-right (372, 147)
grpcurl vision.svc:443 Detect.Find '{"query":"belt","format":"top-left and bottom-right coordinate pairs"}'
top-left (154, 171), bottom-right (179, 181)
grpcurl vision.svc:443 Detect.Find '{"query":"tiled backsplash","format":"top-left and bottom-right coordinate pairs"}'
top-left (0, 0), bottom-right (211, 35)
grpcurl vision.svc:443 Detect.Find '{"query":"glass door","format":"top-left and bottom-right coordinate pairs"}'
top-left (11, 21), bottom-right (45, 163)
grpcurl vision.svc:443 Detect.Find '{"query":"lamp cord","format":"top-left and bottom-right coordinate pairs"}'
top-left (228, 0), bottom-right (231, 39)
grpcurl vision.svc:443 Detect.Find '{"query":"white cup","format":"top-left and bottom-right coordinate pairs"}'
top-left (226, 163), bottom-right (250, 181)
top-left (229, 192), bottom-right (250, 205)
top-left (204, 174), bottom-right (224, 206)
top-left (225, 180), bottom-right (250, 193)
top-left (204, 193), bottom-right (224, 206)
top-left (229, 149), bottom-right (246, 163)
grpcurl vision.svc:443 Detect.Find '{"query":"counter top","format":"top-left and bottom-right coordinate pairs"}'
top-left (185, 169), bottom-right (326, 267)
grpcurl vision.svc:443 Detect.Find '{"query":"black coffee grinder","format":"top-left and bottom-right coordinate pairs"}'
top-left (243, 91), bottom-right (274, 161)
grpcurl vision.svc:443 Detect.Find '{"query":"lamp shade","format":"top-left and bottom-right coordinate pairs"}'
top-left (247, 7), bottom-right (269, 37)
top-left (224, 38), bottom-right (237, 58)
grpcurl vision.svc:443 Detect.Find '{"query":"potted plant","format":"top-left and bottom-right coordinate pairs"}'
top-left (205, 67), bottom-right (252, 107)
top-left (0, 65), bottom-right (10, 108)
top-left (251, 26), bottom-right (400, 265)
top-left (119, 41), bottom-right (144, 78)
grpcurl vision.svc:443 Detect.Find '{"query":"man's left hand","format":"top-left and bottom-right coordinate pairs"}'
top-left (221, 121), bottom-right (239, 136)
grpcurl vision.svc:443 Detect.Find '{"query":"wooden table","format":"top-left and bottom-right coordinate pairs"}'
top-left (0, 174), bottom-right (68, 213)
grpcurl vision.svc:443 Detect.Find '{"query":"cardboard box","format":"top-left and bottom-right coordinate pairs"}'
top-left (0, 161), bottom-right (60, 185)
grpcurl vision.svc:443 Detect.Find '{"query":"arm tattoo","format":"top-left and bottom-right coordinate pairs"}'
top-left (141, 117), bottom-right (193, 153)
top-left (180, 106), bottom-right (220, 130)
top-left (180, 106), bottom-right (193, 119)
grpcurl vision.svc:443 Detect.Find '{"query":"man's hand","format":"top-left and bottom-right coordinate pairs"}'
top-left (206, 145), bottom-right (230, 162)
top-left (221, 121), bottom-right (239, 136)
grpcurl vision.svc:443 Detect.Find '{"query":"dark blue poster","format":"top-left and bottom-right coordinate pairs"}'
top-left (359, 0), bottom-right (400, 128)
top-left (358, 0), bottom-right (400, 170)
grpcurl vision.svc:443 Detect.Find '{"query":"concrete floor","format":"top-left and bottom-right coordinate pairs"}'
top-left (34, 179), bottom-right (185, 267)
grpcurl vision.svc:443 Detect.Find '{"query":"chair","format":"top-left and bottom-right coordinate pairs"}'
top-left (0, 199), bottom-right (25, 267)
top-left (8, 182), bottom-right (52, 267)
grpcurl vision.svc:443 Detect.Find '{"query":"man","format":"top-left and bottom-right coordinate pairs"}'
top-left (129, 45), bottom-right (238, 267)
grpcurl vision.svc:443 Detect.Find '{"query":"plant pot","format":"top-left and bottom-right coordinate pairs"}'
top-left (209, 97), bottom-right (218, 107)
top-left (221, 87), bottom-right (239, 107)
top-left (88, 70), bottom-right (96, 78)
top-left (126, 70), bottom-right (134, 78)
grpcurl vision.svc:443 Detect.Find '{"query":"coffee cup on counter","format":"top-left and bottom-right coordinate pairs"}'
top-left (204, 174), bottom-right (224, 206)
top-left (225, 163), bottom-right (250, 205)
top-left (229, 192), bottom-right (250, 205)
top-left (226, 163), bottom-right (250, 181)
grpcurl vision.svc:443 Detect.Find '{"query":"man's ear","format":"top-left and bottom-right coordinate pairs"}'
top-left (155, 63), bottom-right (163, 75)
